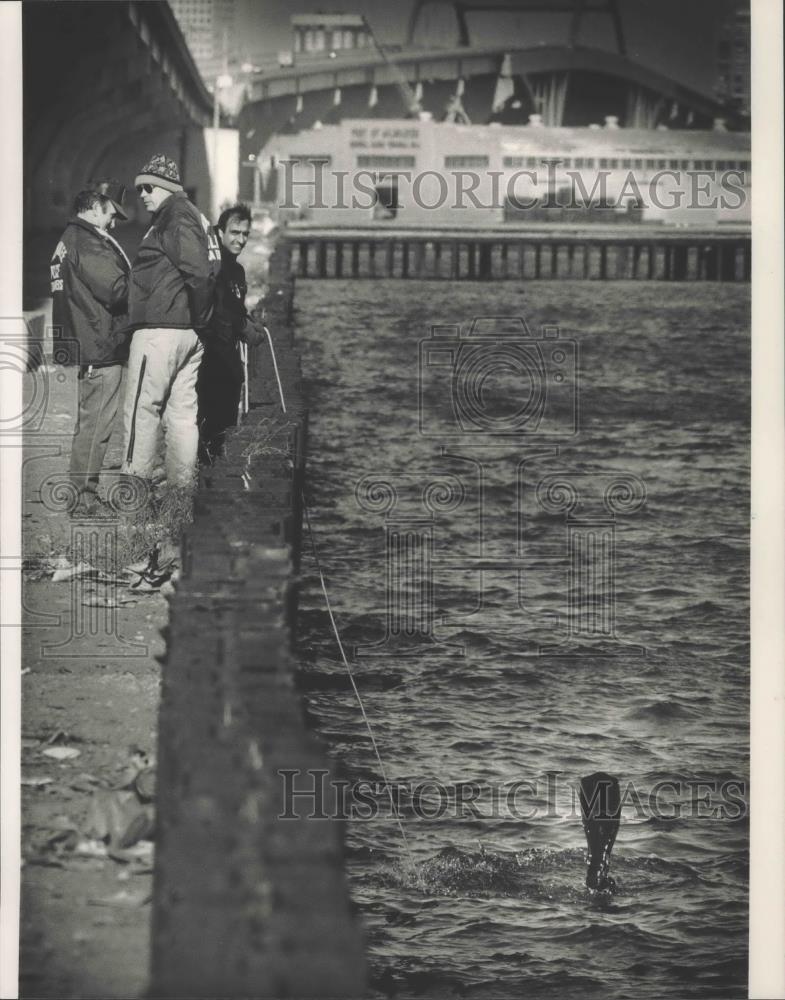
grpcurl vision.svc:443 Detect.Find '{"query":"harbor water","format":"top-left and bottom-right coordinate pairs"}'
top-left (294, 279), bottom-right (749, 999)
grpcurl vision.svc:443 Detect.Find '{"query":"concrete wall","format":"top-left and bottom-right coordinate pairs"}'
top-left (150, 247), bottom-right (367, 997)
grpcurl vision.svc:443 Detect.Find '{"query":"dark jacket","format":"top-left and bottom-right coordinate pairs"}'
top-left (127, 191), bottom-right (221, 332)
top-left (203, 241), bottom-right (260, 383)
top-left (213, 243), bottom-right (252, 341)
top-left (50, 218), bottom-right (130, 366)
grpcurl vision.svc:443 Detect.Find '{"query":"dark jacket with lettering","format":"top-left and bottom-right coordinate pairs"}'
top-left (50, 219), bottom-right (130, 366)
top-left (127, 191), bottom-right (221, 333)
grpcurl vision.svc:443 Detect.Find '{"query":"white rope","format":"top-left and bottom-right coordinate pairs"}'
top-left (239, 341), bottom-right (249, 417)
top-left (264, 320), bottom-right (420, 878)
top-left (264, 325), bottom-right (287, 413)
top-left (302, 500), bottom-right (419, 877)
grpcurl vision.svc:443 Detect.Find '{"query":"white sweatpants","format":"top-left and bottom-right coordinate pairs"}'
top-left (122, 327), bottom-right (204, 487)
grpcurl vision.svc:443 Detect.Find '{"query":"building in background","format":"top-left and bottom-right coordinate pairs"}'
top-left (169, 0), bottom-right (238, 83)
top-left (291, 13), bottom-right (371, 57)
top-left (715, 4), bottom-right (750, 116)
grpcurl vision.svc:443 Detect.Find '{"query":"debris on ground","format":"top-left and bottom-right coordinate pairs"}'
top-left (41, 746), bottom-right (81, 761)
top-left (122, 543), bottom-right (178, 593)
top-left (21, 775), bottom-right (55, 788)
top-left (87, 889), bottom-right (152, 908)
top-left (25, 542), bottom-right (181, 601)
top-left (52, 561), bottom-right (98, 583)
top-left (22, 746), bottom-right (157, 873)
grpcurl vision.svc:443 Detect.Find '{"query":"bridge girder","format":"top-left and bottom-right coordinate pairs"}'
top-left (246, 44), bottom-right (735, 127)
top-left (406, 0), bottom-right (626, 54)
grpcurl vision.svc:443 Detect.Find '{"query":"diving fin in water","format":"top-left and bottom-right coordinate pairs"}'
top-left (579, 772), bottom-right (621, 893)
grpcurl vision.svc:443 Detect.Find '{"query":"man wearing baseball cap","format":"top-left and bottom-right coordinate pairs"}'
top-left (50, 179), bottom-right (131, 515)
top-left (122, 153), bottom-right (220, 489)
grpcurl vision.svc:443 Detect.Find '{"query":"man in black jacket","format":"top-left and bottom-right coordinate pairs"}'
top-left (197, 203), bottom-right (264, 462)
top-left (122, 153), bottom-right (221, 488)
top-left (50, 181), bottom-right (130, 514)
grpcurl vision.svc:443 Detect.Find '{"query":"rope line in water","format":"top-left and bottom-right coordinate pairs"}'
top-left (302, 500), bottom-right (417, 875)
top-left (266, 324), bottom-right (418, 879)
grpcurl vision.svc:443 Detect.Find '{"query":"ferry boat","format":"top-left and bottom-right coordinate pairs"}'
top-left (259, 116), bottom-right (750, 228)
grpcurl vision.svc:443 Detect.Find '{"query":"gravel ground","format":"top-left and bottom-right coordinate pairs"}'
top-left (19, 365), bottom-right (166, 999)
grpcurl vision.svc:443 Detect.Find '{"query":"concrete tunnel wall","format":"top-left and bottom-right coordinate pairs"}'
top-left (23, 1), bottom-right (212, 233)
top-left (23, 1), bottom-right (214, 306)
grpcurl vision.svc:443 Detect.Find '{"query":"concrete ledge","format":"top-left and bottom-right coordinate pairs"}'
top-left (149, 244), bottom-right (367, 997)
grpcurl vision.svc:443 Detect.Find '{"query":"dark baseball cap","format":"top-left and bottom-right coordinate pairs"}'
top-left (90, 179), bottom-right (128, 221)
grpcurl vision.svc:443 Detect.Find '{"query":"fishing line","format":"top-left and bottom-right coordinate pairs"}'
top-left (302, 499), bottom-right (419, 878)
top-left (264, 322), bottom-right (421, 883)
top-left (263, 324), bottom-right (287, 412)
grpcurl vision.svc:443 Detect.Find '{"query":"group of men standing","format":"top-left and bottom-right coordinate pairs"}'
top-left (50, 153), bottom-right (264, 516)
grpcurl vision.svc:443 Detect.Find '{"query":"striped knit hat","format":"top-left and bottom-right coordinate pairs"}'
top-left (135, 153), bottom-right (183, 193)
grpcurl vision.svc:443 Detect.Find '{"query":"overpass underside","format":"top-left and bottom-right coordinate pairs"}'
top-left (23, 1), bottom-right (212, 305)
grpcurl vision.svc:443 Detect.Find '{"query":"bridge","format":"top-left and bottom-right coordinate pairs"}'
top-left (238, 42), bottom-right (743, 200)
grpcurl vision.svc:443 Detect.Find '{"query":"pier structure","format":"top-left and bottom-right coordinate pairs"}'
top-left (285, 226), bottom-right (751, 282)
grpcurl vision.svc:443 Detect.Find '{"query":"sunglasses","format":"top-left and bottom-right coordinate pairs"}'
top-left (136, 183), bottom-right (154, 195)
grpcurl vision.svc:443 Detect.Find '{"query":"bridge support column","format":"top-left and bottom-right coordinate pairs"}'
top-left (532, 72), bottom-right (568, 127)
top-left (626, 87), bottom-right (664, 129)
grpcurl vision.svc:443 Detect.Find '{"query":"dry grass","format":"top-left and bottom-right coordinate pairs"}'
top-left (23, 482), bottom-right (196, 577)
top-left (239, 416), bottom-right (294, 465)
top-left (112, 482), bottom-right (195, 570)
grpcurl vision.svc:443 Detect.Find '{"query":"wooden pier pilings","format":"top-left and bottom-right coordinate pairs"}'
top-left (286, 228), bottom-right (751, 282)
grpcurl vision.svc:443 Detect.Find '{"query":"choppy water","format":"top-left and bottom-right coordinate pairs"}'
top-left (294, 280), bottom-right (749, 999)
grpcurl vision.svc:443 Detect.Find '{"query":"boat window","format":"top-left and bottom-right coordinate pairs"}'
top-left (290, 154), bottom-right (333, 165)
top-left (444, 156), bottom-right (490, 168)
top-left (357, 155), bottom-right (416, 168)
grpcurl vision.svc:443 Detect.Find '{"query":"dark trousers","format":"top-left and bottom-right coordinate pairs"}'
top-left (69, 363), bottom-right (123, 498)
top-left (197, 345), bottom-right (243, 462)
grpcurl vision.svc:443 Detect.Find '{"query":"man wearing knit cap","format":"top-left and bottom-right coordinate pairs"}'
top-left (122, 153), bottom-right (221, 488)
